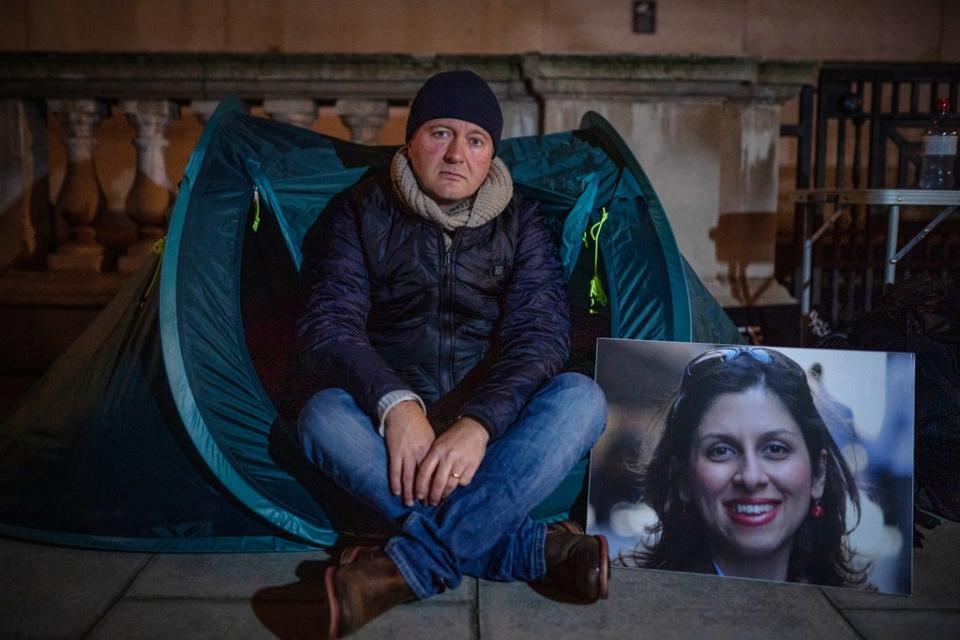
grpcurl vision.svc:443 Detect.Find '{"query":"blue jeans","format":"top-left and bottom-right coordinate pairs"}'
top-left (298, 372), bottom-right (606, 600)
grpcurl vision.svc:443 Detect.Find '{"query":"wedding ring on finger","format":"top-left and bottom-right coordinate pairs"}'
top-left (450, 472), bottom-right (462, 480)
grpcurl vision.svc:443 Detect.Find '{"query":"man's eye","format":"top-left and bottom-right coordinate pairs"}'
top-left (469, 137), bottom-right (486, 147)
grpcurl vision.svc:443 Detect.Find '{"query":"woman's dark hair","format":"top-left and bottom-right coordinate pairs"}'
top-left (636, 347), bottom-right (868, 587)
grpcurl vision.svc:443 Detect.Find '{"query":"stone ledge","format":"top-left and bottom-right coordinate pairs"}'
top-left (523, 54), bottom-right (819, 103)
top-left (0, 52), bottom-right (818, 103)
top-left (0, 51), bottom-right (529, 101)
top-left (0, 269), bottom-right (129, 307)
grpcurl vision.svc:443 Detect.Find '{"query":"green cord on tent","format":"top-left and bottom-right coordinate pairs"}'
top-left (584, 207), bottom-right (610, 315)
top-left (138, 237), bottom-right (166, 309)
top-left (252, 187), bottom-right (261, 232)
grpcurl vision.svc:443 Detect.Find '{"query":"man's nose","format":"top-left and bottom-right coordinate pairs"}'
top-left (443, 135), bottom-right (466, 163)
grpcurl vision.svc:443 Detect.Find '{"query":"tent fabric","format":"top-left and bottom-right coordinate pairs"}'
top-left (0, 97), bottom-right (740, 552)
top-left (0, 255), bottom-right (312, 551)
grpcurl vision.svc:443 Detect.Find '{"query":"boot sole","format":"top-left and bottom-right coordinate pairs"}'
top-left (339, 545), bottom-right (367, 566)
top-left (324, 565), bottom-right (341, 640)
top-left (597, 534), bottom-right (609, 600)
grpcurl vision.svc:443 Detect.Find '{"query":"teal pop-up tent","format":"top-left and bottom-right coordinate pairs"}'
top-left (0, 98), bottom-right (740, 552)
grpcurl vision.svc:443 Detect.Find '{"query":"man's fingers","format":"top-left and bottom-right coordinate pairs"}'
top-left (383, 404), bottom-right (437, 506)
top-left (441, 475), bottom-right (460, 500)
top-left (402, 455), bottom-right (416, 507)
top-left (389, 452), bottom-right (402, 497)
top-left (429, 458), bottom-right (455, 505)
top-left (457, 466), bottom-right (476, 486)
top-left (414, 452), bottom-right (439, 503)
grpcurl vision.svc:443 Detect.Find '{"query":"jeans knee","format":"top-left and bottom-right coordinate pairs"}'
top-left (553, 372), bottom-right (606, 415)
top-left (550, 372), bottom-right (608, 443)
top-left (297, 388), bottom-right (365, 461)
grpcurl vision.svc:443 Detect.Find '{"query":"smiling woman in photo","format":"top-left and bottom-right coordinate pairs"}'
top-left (633, 347), bottom-right (869, 586)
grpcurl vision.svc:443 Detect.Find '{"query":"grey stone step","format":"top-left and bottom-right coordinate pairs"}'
top-left (478, 567), bottom-right (859, 640)
top-left (0, 538), bottom-right (150, 640)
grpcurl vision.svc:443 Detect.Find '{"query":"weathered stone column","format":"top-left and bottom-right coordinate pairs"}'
top-left (263, 99), bottom-right (318, 129)
top-left (119, 99), bottom-right (179, 272)
top-left (47, 99), bottom-right (107, 272)
top-left (714, 99), bottom-right (784, 307)
top-left (499, 98), bottom-right (540, 140)
top-left (524, 54), bottom-right (818, 311)
top-left (0, 100), bottom-right (50, 271)
top-left (335, 99), bottom-right (389, 144)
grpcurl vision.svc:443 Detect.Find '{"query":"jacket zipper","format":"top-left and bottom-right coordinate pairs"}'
top-left (438, 230), bottom-right (459, 395)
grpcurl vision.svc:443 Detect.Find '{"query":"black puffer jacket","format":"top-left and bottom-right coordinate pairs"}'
top-left (298, 171), bottom-right (570, 440)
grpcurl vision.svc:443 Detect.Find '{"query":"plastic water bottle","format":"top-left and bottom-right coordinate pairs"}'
top-left (918, 97), bottom-right (957, 189)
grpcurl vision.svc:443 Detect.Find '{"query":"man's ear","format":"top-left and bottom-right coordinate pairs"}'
top-left (811, 449), bottom-right (828, 500)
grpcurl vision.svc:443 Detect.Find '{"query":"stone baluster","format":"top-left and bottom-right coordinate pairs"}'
top-left (262, 99), bottom-right (318, 129)
top-left (335, 99), bottom-right (389, 144)
top-left (0, 99), bottom-right (50, 271)
top-left (47, 99), bottom-right (107, 272)
top-left (118, 100), bottom-right (179, 272)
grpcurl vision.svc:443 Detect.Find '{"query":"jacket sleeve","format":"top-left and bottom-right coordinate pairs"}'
top-left (457, 201), bottom-right (570, 439)
top-left (297, 194), bottom-right (412, 418)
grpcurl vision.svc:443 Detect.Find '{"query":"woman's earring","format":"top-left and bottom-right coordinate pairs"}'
top-left (809, 497), bottom-right (825, 519)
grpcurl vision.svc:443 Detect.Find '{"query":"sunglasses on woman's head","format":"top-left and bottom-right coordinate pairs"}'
top-left (683, 347), bottom-right (779, 378)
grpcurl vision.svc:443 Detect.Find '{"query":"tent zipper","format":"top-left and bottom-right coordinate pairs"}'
top-left (251, 186), bottom-right (261, 232)
top-left (583, 207), bottom-right (609, 315)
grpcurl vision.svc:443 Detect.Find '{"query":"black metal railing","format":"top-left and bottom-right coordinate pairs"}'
top-left (816, 63), bottom-right (960, 190)
top-left (779, 63), bottom-right (960, 334)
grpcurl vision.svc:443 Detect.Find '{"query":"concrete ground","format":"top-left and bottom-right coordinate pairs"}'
top-left (1, 518), bottom-right (958, 640)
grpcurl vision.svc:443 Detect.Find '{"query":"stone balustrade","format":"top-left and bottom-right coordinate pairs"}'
top-left (0, 52), bottom-right (817, 309)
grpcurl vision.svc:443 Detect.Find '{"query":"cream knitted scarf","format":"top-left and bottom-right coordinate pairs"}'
top-left (390, 149), bottom-right (514, 232)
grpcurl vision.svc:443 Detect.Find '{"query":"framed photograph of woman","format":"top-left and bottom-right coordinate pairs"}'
top-left (587, 339), bottom-right (914, 595)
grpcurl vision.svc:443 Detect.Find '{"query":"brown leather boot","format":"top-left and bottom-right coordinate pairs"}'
top-left (323, 546), bottom-right (416, 639)
top-left (539, 522), bottom-right (609, 603)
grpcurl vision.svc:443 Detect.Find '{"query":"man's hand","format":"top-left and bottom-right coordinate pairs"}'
top-left (415, 417), bottom-right (490, 506)
top-left (384, 400), bottom-right (435, 507)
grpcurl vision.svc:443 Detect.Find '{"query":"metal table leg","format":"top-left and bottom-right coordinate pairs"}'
top-left (884, 204), bottom-right (900, 285)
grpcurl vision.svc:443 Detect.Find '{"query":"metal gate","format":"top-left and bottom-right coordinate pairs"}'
top-left (780, 63), bottom-right (960, 333)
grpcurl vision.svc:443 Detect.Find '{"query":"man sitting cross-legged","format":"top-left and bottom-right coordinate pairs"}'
top-left (297, 69), bottom-right (609, 638)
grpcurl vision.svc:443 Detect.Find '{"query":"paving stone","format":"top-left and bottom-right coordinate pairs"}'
top-left (127, 552), bottom-right (475, 603)
top-left (351, 600), bottom-right (475, 639)
top-left (126, 552), bottom-right (326, 600)
top-left (479, 567), bottom-right (860, 640)
top-left (88, 600), bottom-right (278, 640)
top-left (89, 598), bottom-right (474, 640)
top-left (826, 518), bottom-right (960, 611)
top-left (0, 536), bottom-right (150, 640)
top-left (840, 610), bottom-right (960, 640)
top-left (432, 576), bottom-right (476, 603)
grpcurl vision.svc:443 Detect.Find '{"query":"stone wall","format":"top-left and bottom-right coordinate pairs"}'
top-left (1, 0), bottom-right (957, 62)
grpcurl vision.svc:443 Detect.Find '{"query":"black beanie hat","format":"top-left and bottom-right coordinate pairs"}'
top-left (405, 70), bottom-right (503, 152)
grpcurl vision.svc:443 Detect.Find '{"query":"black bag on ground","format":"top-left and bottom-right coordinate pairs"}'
top-left (842, 277), bottom-right (960, 524)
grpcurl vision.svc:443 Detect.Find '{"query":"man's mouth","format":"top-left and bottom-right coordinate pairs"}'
top-left (723, 500), bottom-right (780, 526)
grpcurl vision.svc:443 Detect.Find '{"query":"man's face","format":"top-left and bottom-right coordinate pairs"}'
top-left (406, 118), bottom-right (494, 207)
